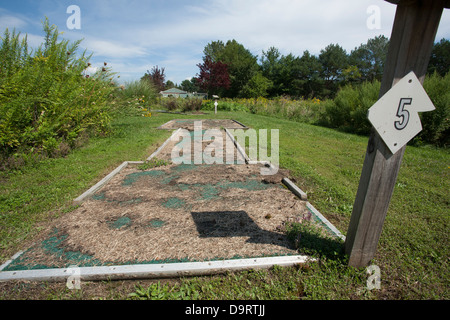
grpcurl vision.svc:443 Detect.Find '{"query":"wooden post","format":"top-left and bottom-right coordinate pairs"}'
top-left (344, 0), bottom-right (446, 268)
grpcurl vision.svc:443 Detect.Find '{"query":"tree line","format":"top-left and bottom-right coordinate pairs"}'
top-left (143, 37), bottom-right (449, 100)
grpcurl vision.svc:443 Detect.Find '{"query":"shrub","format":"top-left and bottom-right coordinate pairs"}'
top-left (420, 72), bottom-right (449, 147)
top-left (163, 97), bottom-right (178, 111)
top-left (0, 18), bottom-right (116, 166)
top-left (180, 98), bottom-right (203, 112)
top-left (322, 81), bottom-right (380, 135)
top-left (112, 80), bottom-right (158, 117)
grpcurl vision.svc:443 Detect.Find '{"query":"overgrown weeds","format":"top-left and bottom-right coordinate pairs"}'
top-left (115, 80), bottom-right (158, 105)
top-left (0, 18), bottom-right (117, 170)
top-left (137, 158), bottom-right (169, 170)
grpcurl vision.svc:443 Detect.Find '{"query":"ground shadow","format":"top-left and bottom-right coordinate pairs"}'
top-left (191, 210), bottom-right (295, 250)
top-left (285, 224), bottom-right (345, 260)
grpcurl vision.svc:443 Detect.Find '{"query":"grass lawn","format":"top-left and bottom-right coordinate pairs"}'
top-left (1, 110), bottom-right (448, 300)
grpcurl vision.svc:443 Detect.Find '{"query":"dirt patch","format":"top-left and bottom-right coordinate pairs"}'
top-left (156, 128), bottom-right (246, 164)
top-left (2, 120), bottom-right (322, 272)
top-left (5, 163), bottom-right (307, 270)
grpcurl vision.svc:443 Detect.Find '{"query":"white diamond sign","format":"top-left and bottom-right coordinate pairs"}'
top-left (367, 71), bottom-right (435, 154)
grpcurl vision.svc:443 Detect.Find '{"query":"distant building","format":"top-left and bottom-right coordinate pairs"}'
top-left (160, 88), bottom-right (189, 98)
top-left (160, 88), bottom-right (208, 99)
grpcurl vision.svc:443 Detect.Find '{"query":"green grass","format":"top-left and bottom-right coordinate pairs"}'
top-left (1, 110), bottom-right (448, 300)
top-left (127, 263), bottom-right (368, 300)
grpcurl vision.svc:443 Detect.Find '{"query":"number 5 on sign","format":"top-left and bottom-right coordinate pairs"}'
top-left (394, 98), bottom-right (411, 130)
top-left (367, 72), bottom-right (435, 154)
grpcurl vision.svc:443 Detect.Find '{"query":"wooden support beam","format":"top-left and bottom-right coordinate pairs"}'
top-left (345, 0), bottom-right (445, 268)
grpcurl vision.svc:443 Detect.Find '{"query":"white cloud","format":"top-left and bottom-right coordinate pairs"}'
top-left (83, 38), bottom-right (148, 59)
top-left (85, 0), bottom-right (397, 83)
top-left (2, 0), bottom-right (448, 85)
top-left (16, 33), bottom-right (44, 49)
top-left (131, 0), bottom-right (396, 56)
top-left (85, 65), bottom-right (99, 75)
top-left (0, 15), bottom-right (28, 30)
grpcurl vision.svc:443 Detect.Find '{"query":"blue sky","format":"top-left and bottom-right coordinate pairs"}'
top-left (1, 0), bottom-right (449, 85)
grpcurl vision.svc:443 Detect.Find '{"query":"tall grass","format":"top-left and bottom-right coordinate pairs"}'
top-left (201, 98), bottom-right (250, 112)
top-left (156, 97), bottom-right (204, 112)
top-left (240, 96), bottom-right (327, 124)
top-left (116, 80), bottom-right (158, 103)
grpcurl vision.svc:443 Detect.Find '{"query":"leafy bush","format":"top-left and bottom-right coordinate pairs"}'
top-left (180, 98), bottom-right (203, 112)
top-left (153, 97), bottom-right (204, 113)
top-left (420, 72), bottom-right (449, 147)
top-left (162, 97), bottom-right (178, 111)
top-left (158, 97), bottom-right (201, 112)
top-left (322, 81), bottom-right (380, 135)
top-left (0, 18), bottom-right (116, 166)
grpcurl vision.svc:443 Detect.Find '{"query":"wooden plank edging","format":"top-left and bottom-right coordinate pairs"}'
top-left (0, 255), bottom-right (313, 283)
top-left (72, 161), bottom-right (129, 205)
top-left (147, 128), bottom-right (182, 161)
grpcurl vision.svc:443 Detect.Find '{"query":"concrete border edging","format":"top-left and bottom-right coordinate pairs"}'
top-left (239, 135), bottom-right (344, 241)
top-left (231, 119), bottom-right (249, 129)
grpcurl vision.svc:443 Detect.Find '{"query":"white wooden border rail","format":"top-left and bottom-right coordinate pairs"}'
top-left (0, 255), bottom-right (313, 282)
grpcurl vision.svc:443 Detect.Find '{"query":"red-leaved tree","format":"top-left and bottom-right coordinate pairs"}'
top-left (141, 65), bottom-right (166, 92)
top-left (196, 56), bottom-right (230, 96)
